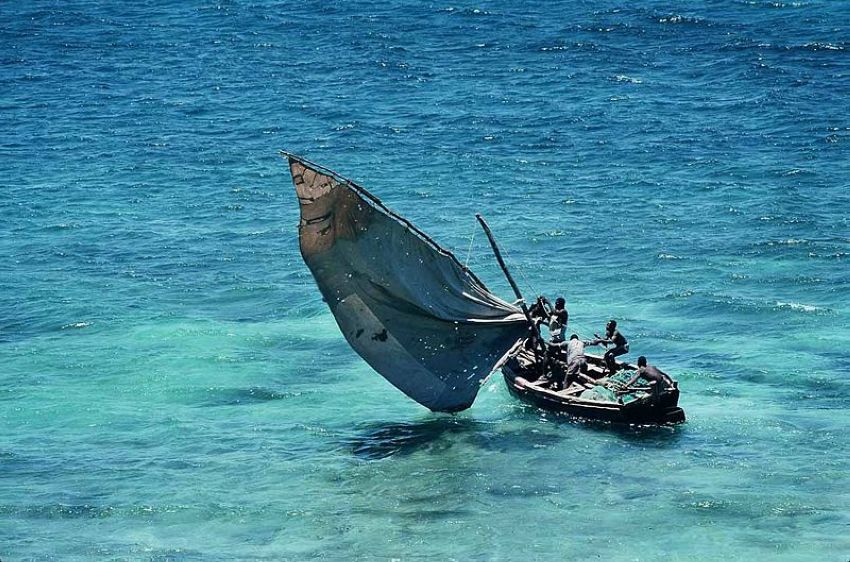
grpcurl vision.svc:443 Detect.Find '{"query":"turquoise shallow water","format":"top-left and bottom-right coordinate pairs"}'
top-left (2, 0), bottom-right (850, 560)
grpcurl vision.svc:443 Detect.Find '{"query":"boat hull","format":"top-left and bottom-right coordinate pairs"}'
top-left (501, 354), bottom-right (685, 425)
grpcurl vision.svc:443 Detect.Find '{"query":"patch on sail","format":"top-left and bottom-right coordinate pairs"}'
top-left (287, 154), bottom-right (528, 412)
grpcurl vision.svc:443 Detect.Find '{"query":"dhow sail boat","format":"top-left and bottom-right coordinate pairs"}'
top-left (284, 152), bottom-right (685, 424)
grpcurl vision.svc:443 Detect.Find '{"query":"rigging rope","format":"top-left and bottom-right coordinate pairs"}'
top-left (491, 233), bottom-right (598, 341)
top-left (469, 215), bottom-right (602, 341)
top-left (464, 222), bottom-right (476, 270)
top-left (498, 238), bottom-right (540, 303)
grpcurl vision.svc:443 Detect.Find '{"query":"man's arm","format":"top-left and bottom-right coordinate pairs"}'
top-left (658, 369), bottom-right (675, 388)
top-left (591, 333), bottom-right (610, 346)
top-left (622, 372), bottom-right (642, 388)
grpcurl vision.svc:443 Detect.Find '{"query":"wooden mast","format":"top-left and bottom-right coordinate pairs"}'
top-left (475, 214), bottom-right (545, 368)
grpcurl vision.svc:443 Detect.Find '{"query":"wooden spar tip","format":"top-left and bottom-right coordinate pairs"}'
top-left (475, 214), bottom-right (523, 303)
top-left (475, 213), bottom-right (546, 374)
top-left (279, 150), bottom-right (307, 161)
top-left (279, 149), bottom-right (299, 162)
top-left (280, 150), bottom-right (326, 174)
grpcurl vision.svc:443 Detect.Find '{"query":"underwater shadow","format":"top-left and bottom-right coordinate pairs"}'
top-left (344, 417), bottom-right (487, 461)
top-left (195, 386), bottom-right (309, 407)
top-left (344, 405), bottom-right (687, 460)
top-left (344, 414), bottom-right (574, 461)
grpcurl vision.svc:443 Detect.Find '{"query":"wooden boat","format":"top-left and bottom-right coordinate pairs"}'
top-left (498, 341), bottom-right (686, 425)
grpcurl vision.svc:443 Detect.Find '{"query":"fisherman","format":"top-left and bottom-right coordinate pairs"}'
top-left (564, 334), bottom-right (586, 374)
top-left (552, 297), bottom-right (568, 333)
top-left (544, 298), bottom-right (568, 343)
top-left (529, 296), bottom-right (551, 326)
top-left (545, 357), bottom-right (568, 391)
top-left (623, 356), bottom-right (675, 398)
top-left (529, 296), bottom-right (569, 389)
top-left (591, 319), bottom-right (629, 374)
top-left (523, 296), bottom-right (552, 373)
top-left (546, 297), bottom-right (568, 362)
top-left (563, 333), bottom-right (601, 387)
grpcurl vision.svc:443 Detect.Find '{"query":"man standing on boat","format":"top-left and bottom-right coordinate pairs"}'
top-left (546, 297), bottom-right (569, 359)
top-left (532, 296), bottom-right (570, 389)
top-left (592, 320), bottom-right (629, 374)
top-left (552, 297), bottom-right (568, 329)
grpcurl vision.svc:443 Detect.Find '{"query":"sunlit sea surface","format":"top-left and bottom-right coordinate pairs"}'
top-left (2, 1), bottom-right (849, 560)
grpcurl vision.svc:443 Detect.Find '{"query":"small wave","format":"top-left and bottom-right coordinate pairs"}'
top-left (439, 7), bottom-right (492, 16)
top-left (0, 503), bottom-right (116, 520)
top-left (200, 386), bottom-right (303, 406)
top-left (779, 168), bottom-right (815, 177)
top-left (754, 215), bottom-right (810, 226)
top-left (760, 238), bottom-right (809, 247)
top-left (722, 40), bottom-right (846, 53)
top-left (540, 42), bottom-right (599, 52)
top-left (612, 74), bottom-right (642, 84)
top-left (802, 42), bottom-right (844, 51)
top-left (808, 251), bottom-right (848, 260)
top-left (775, 302), bottom-right (829, 314)
top-left (667, 289), bottom-right (695, 299)
top-left (657, 253), bottom-right (682, 260)
top-left (740, 1), bottom-right (805, 8)
top-left (47, 223), bottom-right (80, 231)
top-left (61, 321), bottom-right (91, 329)
top-left (657, 14), bottom-right (705, 25)
top-left (696, 295), bottom-right (833, 317)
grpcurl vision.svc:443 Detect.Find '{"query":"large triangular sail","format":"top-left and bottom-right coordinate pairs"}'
top-left (285, 152), bottom-right (528, 412)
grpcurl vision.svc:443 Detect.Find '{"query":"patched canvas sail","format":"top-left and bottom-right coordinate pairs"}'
top-left (285, 152), bottom-right (528, 412)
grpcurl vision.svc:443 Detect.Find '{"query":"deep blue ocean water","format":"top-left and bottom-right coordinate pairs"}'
top-left (2, 1), bottom-right (849, 560)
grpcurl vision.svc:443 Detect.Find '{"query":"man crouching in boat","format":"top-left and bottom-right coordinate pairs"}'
top-left (623, 356), bottom-right (675, 399)
top-left (540, 333), bottom-right (600, 391)
top-left (563, 334), bottom-right (600, 387)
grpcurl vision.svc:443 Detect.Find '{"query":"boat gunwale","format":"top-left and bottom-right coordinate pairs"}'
top-left (503, 366), bottom-right (647, 410)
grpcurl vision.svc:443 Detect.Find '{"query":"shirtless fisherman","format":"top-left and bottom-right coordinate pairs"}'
top-left (623, 356), bottom-right (675, 398)
top-left (592, 319), bottom-right (629, 374)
